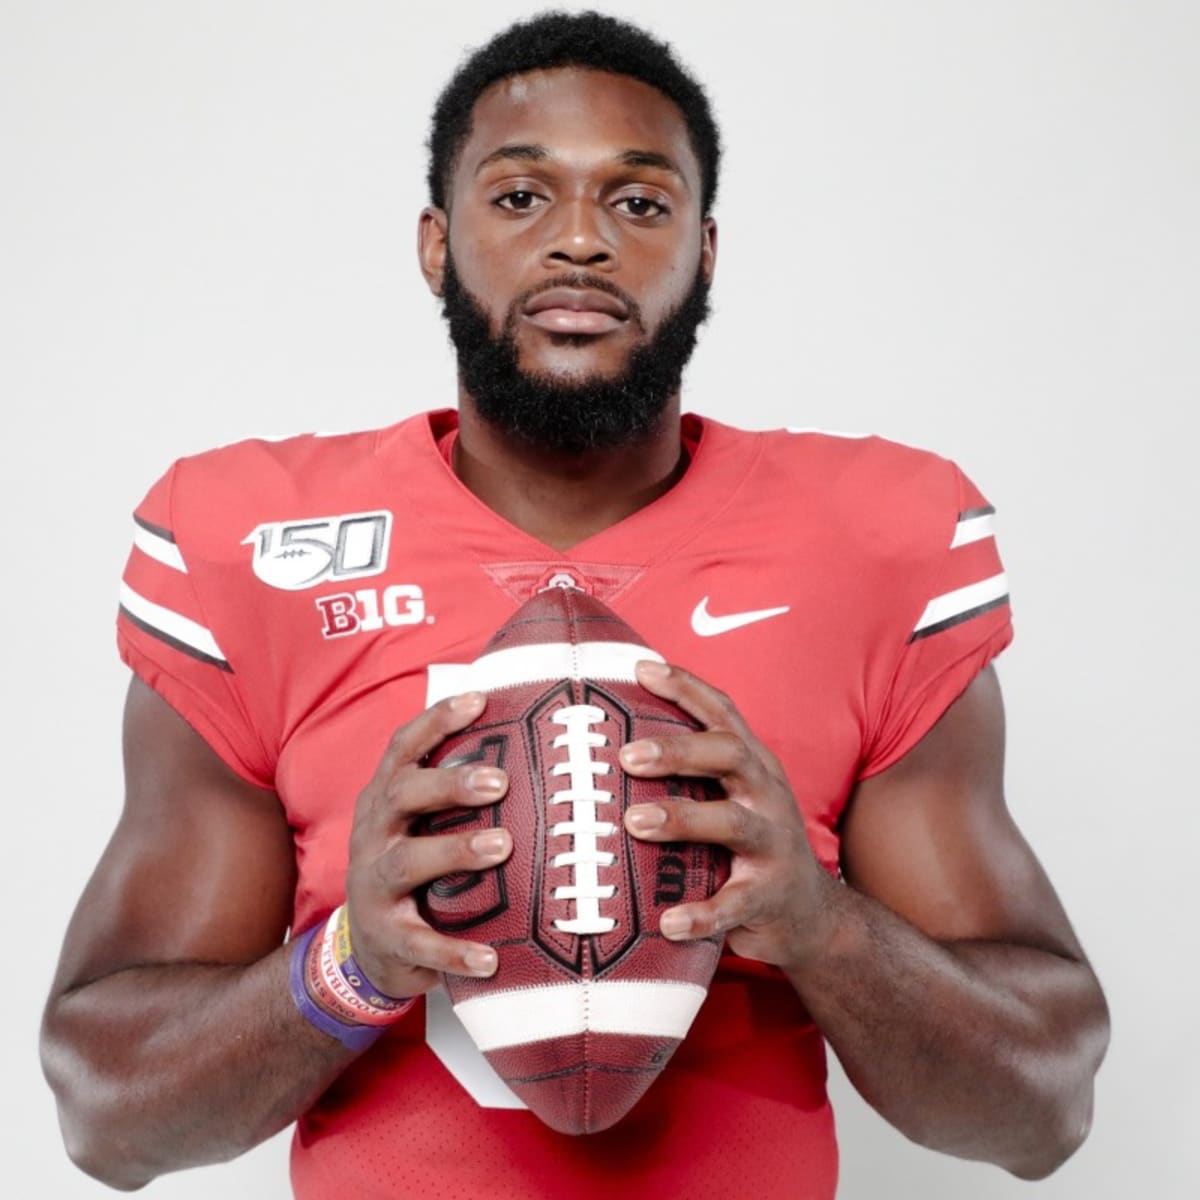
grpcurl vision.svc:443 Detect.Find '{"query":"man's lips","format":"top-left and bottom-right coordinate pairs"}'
top-left (522, 287), bottom-right (630, 335)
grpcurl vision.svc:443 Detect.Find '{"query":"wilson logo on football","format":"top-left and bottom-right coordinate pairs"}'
top-left (242, 511), bottom-right (392, 591)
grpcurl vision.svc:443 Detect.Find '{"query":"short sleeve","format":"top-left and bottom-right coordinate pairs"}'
top-left (859, 464), bottom-right (1013, 779)
top-left (117, 461), bottom-right (275, 788)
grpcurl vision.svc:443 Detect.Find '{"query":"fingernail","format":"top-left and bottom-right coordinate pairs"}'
top-left (465, 947), bottom-right (497, 975)
top-left (626, 805), bottom-right (666, 833)
top-left (636, 660), bottom-right (670, 681)
top-left (467, 767), bottom-right (506, 796)
top-left (621, 740), bottom-right (660, 769)
top-left (471, 830), bottom-right (509, 858)
top-left (660, 911), bottom-right (692, 939)
top-left (451, 691), bottom-right (485, 714)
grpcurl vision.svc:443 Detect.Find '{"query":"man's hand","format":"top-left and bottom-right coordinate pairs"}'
top-left (345, 691), bottom-right (512, 998)
top-left (619, 659), bottom-right (833, 970)
top-left (622, 658), bottom-right (1108, 1179)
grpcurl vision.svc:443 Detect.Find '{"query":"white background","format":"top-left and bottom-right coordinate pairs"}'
top-left (3, 1), bottom-right (1197, 1196)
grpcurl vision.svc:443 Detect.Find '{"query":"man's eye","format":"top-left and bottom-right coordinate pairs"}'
top-left (615, 196), bottom-right (668, 218)
top-left (495, 191), bottom-right (543, 211)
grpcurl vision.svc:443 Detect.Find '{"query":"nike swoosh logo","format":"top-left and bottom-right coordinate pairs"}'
top-left (691, 597), bottom-right (791, 637)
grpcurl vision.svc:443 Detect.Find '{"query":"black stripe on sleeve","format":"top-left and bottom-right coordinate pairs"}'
top-left (119, 605), bottom-right (233, 672)
top-left (133, 513), bottom-right (176, 542)
top-left (907, 594), bottom-right (1010, 643)
top-left (956, 505), bottom-right (996, 522)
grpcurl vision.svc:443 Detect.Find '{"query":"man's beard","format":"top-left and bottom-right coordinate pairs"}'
top-left (441, 250), bottom-right (711, 456)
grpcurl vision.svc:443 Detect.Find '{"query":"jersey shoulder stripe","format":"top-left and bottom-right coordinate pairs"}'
top-left (909, 500), bottom-right (1009, 640)
top-left (949, 505), bottom-right (996, 548)
top-left (123, 503), bottom-right (232, 670)
top-left (910, 572), bottom-right (1009, 641)
top-left (132, 515), bottom-right (188, 573)
top-left (119, 581), bottom-right (231, 671)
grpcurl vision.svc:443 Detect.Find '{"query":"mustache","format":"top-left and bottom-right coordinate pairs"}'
top-left (508, 273), bottom-right (645, 334)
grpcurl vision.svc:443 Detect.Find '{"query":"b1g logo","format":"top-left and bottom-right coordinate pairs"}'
top-left (243, 511), bottom-right (392, 591)
top-left (315, 585), bottom-right (429, 639)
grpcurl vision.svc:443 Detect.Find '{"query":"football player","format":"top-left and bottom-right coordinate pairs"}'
top-left (42, 13), bottom-right (1108, 1198)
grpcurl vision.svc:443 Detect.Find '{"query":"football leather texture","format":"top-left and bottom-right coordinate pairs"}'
top-left (419, 586), bottom-right (729, 1134)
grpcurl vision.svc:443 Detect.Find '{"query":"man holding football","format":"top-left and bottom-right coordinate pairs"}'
top-left (42, 12), bottom-right (1108, 1198)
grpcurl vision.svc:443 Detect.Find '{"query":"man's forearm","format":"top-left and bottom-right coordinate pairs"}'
top-left (790, 879), bottom-right (1110, 1179)
top-left (41, 944), bottom-right (355, 1190)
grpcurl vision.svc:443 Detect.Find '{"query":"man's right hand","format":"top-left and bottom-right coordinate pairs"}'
top-left (344, 690), bottom-right (511, 998)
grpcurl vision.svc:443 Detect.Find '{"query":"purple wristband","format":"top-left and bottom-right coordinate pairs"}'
top-left (331, 905), bottom-right (414, 1013)
top-left (288, 925), bottom-right (385, 1052)
top-left (340, 950), bottom-right (413, 1013)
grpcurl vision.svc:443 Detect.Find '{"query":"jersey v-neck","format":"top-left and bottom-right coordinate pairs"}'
top-left (372, 408), bottom-right (764, 571)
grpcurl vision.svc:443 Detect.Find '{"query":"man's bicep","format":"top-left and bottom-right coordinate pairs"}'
top-left (840, 666), bottom-right (1083, 958)
top-left (51, 676), bottom-right (296, 995)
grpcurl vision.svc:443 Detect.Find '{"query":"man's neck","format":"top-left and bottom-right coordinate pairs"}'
top-left (452, 394), bottom-right (688, 553)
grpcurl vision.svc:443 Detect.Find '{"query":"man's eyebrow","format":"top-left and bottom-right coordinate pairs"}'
top-left (616, 149), bottom-right (685, 182)
top-left (474, 143), bottom-right (551, 174)
top-left (473, 144), bottom-right (688, 186)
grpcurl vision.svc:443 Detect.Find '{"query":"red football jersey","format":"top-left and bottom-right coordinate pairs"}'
top-left (117, 409), bottom-right (1012, 1200)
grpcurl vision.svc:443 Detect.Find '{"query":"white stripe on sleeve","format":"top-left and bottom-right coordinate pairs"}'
top-left (912, 572), bottom-right (1009, 636)
top-left (950, 511), bottom-right (996, 549)
top-left (119, 582), bottom-right (228, 663)
top-left (133, 522), bottom-right (188, 572)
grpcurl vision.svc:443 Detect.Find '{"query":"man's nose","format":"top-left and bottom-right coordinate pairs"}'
top-left (542, 198), bottom-right (618, 270)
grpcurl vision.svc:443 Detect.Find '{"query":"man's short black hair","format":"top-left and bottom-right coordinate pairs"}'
top-left (427, 10), bottom-right (721, 216)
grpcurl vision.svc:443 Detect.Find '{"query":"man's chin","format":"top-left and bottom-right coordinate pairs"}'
top-left (513, 338), bottom-right (636, 383)
top-left (464, 362), bottom-right (672, 455)
top-left (511, 365), bottom-right (628, 395)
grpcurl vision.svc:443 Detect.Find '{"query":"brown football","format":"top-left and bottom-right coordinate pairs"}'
top-left (419, 585), bottom-right (729, 1134)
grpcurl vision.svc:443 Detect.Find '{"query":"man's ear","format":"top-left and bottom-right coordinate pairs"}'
top-left (418, 206), bottom-right (449, 296)
top-left (701, 215), bottom-right (718, 285)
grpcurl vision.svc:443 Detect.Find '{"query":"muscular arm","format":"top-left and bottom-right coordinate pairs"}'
top-left (41, 678), bottom-right (510, 1190)
top-left (622, 662), bottom-right (1110, 1180)
top-left (40, 679), bottom-right (347, 1189)
top-left (797, 667), bottom-right (1110, 1176)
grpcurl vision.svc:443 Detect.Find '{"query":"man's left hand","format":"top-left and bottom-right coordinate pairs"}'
top-left (620, 659), bottom-right (835, 970)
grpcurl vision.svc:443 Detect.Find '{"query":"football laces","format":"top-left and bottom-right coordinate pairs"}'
top-left (548, 704), bottom-right (618, 934)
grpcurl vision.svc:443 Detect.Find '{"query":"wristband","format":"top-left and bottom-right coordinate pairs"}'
top-left (332, 905), bottom-right (414, 1013)
top-left (289, 925), bottom-right (385, 1051)
top-left (288, 908), bottom-right (416, 1049)
top-left (312, 916), bottom-right (398, 1026)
